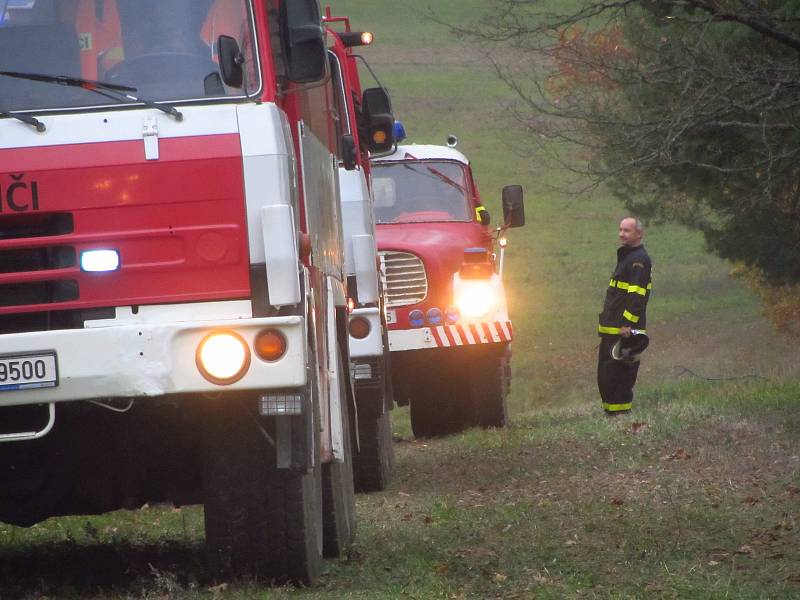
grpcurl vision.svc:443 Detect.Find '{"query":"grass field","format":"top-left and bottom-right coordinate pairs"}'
top-left (1, 2), bottom-right (799, 599)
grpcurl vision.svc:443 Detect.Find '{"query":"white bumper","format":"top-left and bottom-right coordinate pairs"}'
top-left (388, 320), bottom-right (513, 352)
top-left (0, 302), bottom-right (307, 407)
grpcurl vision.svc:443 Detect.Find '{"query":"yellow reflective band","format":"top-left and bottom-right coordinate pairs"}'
top-left (603, 402), bottom-right (632, 411)
top-left (599, 325), bottom-right (646, 334)
top-left (475, 205), bottom-right (486, 220)
top-left (598, 325), bottom-right (621, 334)
top-left (622, 310), bottom-right (640, 323)
top-left (611, 280), bottom-right (652, 293)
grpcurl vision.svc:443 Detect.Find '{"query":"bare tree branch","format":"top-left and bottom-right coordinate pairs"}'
top-left (447, 0), bottom-right (800, 284)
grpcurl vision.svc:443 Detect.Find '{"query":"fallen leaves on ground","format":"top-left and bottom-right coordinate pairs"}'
top-left (662, 447), bottom-right (692, 461)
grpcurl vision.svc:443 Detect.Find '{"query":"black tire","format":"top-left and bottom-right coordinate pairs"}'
top-left (0, 406), bottom-right (76, 527)
top-left (321, 349), bottom-right (356, 558)
top-left (470, 348), bottom-right (510, 429)
top-left (353, 410), bottom-right (395, 493)
top-left (203, 406), bottom-right (323, 585)
top-left (409, 376), bottom-right (466, 438)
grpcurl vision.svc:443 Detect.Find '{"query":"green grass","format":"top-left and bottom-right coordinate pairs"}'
top-left (4, 383), bottom-right (798, 599)
top-left (2, 1), bottom-right (800, 598)
top-left (328, 0), bottom-right (489, 46)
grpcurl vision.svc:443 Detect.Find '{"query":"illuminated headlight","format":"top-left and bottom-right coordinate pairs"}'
top-left (81, 249), bottom-right (120, 272)
top-left (196, 330), bottom-right (251, 385)
top-left (454, 281), bottom-right (498, 318)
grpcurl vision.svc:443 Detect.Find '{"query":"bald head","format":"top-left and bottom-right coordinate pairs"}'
top-left (619, 217), bottom-right (643, 247)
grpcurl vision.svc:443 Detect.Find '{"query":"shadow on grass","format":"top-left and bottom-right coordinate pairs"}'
top-left (0, 539), bottom-right (208, 597)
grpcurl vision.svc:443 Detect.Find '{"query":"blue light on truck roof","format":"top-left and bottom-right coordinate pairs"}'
top-left (393, 120), bottom-right (407, 143)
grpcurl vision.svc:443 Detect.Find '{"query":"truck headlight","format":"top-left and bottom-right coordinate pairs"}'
top-left (81, 249), bottom-right (120, 272)
top-left (454, 281), bottom-right (497, 318)
top-left (196, 330), bottom-right (251, 385)
top-left (348, 316), bottom-right (371, 339)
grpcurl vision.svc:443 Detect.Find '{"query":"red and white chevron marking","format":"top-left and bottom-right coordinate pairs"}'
top-left (430, 321), bottom-right (513, 347)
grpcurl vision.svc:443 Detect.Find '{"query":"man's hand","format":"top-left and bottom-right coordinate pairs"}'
top-left (620, 325), bottom-right (632, 338)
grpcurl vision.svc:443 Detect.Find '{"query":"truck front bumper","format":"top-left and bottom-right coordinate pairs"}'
top-left (0, 304), bottom-right (307, 407)
top-left (387, 320), bottom-right (513, 352)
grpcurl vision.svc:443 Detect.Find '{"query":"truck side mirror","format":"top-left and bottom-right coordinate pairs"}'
top-left (280, 0), bottom-right (326, 83)
top-left (217, 35), bottom-right (244, 88)
top-left (361, 87), bottom-right (394, 153)
top-left (502, 185), bottom-right (525, 228)
top-left (341, 134), bottom-right (357, 170)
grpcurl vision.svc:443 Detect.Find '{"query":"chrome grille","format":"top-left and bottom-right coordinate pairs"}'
top-left (379, 251), bottom-right (427, 307)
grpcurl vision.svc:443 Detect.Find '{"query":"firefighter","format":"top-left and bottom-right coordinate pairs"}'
top-left (597, 216), bottom-right (652, 415)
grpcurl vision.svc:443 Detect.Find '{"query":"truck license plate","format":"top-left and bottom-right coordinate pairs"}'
top-left (0, 352), bottom-right (58, 392)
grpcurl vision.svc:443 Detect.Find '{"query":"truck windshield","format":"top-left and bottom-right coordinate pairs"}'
top-left (0, 0), bottom-right (259, 111)
top-left (372, 161), bottom-right (472, 224)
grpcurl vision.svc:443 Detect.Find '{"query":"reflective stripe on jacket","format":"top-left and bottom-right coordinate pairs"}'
top-left (598, 244), bottom-right (652, 336)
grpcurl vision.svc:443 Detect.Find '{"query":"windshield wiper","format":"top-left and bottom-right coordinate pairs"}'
top-left (0, 109), bottom-right (46, 132)
top-left (0, 71), bottom-right (183, 121)
top-left (401, 161), bottom-right (466, 194)
top-left (401, 152), bottom-right (466, 193)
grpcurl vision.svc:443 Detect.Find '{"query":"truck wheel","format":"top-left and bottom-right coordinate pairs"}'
top-left (203, 406), bottom-right (323, 584)
top-left (353, 409), bottom-right (395, 492)
top-left (409, 377), bottom-right (465, 438)
top-left (321, 349), bottom-right (356, 557)
top-left (471, 349), bottom-right (510, 429)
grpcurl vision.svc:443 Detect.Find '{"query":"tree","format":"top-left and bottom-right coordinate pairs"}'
top-left (454, 0), bottom-right (800, 329)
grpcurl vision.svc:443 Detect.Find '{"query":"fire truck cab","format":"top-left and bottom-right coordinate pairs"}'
top-left (0, 0), bottom-right (360, 584)
top-left (324, 11), bottom-right (396, 492)
top-left (373, 140), bottom-right (524, 437)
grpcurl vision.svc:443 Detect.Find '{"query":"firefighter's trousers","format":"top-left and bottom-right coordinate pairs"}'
top-left (597, 336), bottom-right (640, 413)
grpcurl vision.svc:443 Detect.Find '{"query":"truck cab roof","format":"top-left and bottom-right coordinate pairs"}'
top-left (374, 144), bottom-right (470, 165)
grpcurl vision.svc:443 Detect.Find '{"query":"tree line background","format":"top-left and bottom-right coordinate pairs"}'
top-left (453, 0), bottom-right (800, 334)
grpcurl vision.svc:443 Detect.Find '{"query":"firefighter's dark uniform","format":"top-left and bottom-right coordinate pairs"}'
top-left (597, 244), bottom-right (652, 414)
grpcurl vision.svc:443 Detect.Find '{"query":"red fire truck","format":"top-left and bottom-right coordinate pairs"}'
top-left (324, 10), bottom-right (396, 492)
top-left (372, 139), bottom-right (525, 437)
top-left (0, 0), bottom-right (384, 584)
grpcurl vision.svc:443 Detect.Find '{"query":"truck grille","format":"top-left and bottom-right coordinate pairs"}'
top-left (0, 246), bottom-right (76, 274)
top-left (379, 251), bottom-right (427, 307)
top-left (0, 213), bottom-right (79, 311)
top-left (0, 212), bottom-right (74, 241)
top-left (0, 211), bottom-right (111, 333)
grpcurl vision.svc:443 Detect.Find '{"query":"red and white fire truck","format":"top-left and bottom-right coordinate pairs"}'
top-left (324, 10), bottom-right (396, 492)
top-left (0, 0), bottom-right (375, 584)
top-left (372, 139), bottom-right (525, 437)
